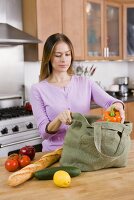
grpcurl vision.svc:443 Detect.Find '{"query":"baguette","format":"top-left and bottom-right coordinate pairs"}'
top-left (7, 147), bottom-right (62, 187)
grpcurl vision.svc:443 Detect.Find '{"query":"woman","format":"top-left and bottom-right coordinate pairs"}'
top-left (30, 33), bottom-right (125, 152)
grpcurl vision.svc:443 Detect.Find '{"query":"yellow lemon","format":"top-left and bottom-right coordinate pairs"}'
top-left (53, 170), bottom-right (71, 188)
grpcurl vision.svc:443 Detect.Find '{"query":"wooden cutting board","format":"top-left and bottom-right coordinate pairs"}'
top-left (0, 142), bottom-right (134, 200)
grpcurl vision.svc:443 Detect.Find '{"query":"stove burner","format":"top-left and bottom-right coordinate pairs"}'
top-left (0, 106), bottom-right (33, 120)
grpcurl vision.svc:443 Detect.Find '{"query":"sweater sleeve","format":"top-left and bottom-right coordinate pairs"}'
top-left (90, 80), bottom-right (123, 109)
top-left (29, 84), bottom-right (53, 140)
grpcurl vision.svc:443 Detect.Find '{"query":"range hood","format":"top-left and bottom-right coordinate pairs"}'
top-left (0, 23), bottom-right (42, 45)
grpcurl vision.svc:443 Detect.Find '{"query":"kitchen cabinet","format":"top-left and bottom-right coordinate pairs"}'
top-left (22, 0), bottom-right (134, 62)
top-left (122, 0), bottom-right (134, 2)
top-left (22, 0), bottom-right (84, 61)
top-left (62, 0), bottom-right (85, 60)
top-left (22, 0), bottom-right (123, 61)
top-left (22, 0), bottom-right (62, 61)
top-left (84, 0), bottom-right (122, 60)
top-left (123, 2), bottom-right (134, 60)
top-left (125, 102), bottom-right (134, 139)
top-left (90, 107), bottom-right (103, 115)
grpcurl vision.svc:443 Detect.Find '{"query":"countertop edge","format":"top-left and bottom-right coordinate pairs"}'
top-left (91, 95), bottom-right (134, 109)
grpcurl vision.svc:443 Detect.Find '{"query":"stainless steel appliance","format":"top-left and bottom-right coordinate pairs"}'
top-left (117, 77), bottom-right (129, 97)
top-left (0, 0), bottom-right (41, 45)
top-left (0, 96), bottom-right (42, 157)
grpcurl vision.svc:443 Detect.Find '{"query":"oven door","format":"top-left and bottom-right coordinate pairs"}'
top-left (0, 136), bottom-right (42, 157)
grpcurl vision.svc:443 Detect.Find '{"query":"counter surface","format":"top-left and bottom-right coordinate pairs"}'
top-left (91, 94), bottom-right (134, 109)
top-left (0, 141), bottom-right (134, 200)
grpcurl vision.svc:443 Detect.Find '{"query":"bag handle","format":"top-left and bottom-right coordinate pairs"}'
top-left (72, 113), bottom-right (100, 128)
top-left (95, 121), bottom-right (132, 135)
top-left (93, 122), bottom-right (127, 160)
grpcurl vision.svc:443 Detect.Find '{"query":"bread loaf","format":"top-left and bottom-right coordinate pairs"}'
top-left (7, 148), bottom-right (62, 187)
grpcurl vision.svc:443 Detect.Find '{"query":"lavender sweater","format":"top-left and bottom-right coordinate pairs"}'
top-left (30, 75), bottom-right (122, 152)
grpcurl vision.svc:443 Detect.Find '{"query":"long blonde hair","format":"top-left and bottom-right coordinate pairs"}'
top-left (39, 33), bottom-right (75, 81)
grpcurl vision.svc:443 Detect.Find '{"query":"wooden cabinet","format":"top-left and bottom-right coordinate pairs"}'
top-left (122, 0), bottom-right (134, 3)
top-left (84, 0), bottom-right (122, 60)
top-left (90, 107), bottom-right (103, 115)
top-left (22, 0), bottom-right (134, 61)
top-left (105, 0), bottom-right (123, 60)
top-left (22, 0), bottom-right (84, 61)
top-left (62, 0), bottom-right (85, 60)
top-left (23, 0), bottom-right (122, 62)
top-left (125, 102), bottom-right (134, 139)
top-left (22, 0), bottom-right (62, 61)
top-left (123, 2), bottom-right (134, 60)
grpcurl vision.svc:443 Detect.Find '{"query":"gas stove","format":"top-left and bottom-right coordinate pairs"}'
top-left (0, 106), bottom-right (32, 120)
top-left (0, 106), bottom-right (42, 157)
top-left (0, 106), bottom-right (33, 135)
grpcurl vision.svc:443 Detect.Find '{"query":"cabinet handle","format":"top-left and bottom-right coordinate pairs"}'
top-left (104, 48), bottom-right (107, 57)
top-left (106, 47), bottom-right (109, 57)
top-left (104, 47), bottom-right (109, 57)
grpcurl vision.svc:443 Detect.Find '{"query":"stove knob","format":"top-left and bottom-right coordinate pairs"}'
top-left (26, 122), bottom-right (33, 129)
top-left (1, 127), bottom-right (8, 134)
top-left (12, 125), bottom-right (19, 132)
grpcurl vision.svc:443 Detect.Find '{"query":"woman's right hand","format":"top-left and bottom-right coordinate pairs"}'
top-left (57, 109), bottom-right (72, 125)
top-left (46, 110), bottom-right (72, 133)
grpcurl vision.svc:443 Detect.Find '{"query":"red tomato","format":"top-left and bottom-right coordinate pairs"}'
top-left (19, 146), bottom-right (36, 160)
top-left (8, 153), bottom-right (19, 161)
top-left (18, 155), bottom-right (31, 168)
top-left (5, 159), bottom-right (19, 172)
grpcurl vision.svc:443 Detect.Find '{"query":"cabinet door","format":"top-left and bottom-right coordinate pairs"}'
top-left (22, 0), bottom-right (39, 61)
top-left (22, 0), bottom-right (62, 61)
top-left (37, 0), bottom-right (62, 60)
top-left (62, 0), bottom-right (85, 60)
top-left (125, 102), bottom-right (134, 139)
top-left (84, 0), bottom-right (104, 60)
top-left (105, 1), bottom-right (122, 60)
top-left (84, 0), bottom-right (122, 60)
top-left (90, 107), bottom-right (103, 116)
top-left (123, 3), bottom-right (134, 59)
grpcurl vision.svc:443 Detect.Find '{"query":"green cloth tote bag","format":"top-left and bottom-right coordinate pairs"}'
top-left (60, 113), bottom-right (133, 171)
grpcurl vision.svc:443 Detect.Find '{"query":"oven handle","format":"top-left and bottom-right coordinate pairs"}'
top-left (0, 136), bottom-right (42, 148)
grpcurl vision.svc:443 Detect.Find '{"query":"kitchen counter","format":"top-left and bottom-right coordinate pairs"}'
top-left (112, 94), bottom-right (134, 103)
top-left (91, 94), bottom-right (134, 109)
top-left (1, 141), bottom-right (134, 200)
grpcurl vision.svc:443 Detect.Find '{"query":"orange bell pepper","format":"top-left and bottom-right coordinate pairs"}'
top-left (103, 107), bottom-right (121, 123)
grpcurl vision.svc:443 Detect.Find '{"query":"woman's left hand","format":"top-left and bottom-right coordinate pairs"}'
top-left (107, 102), bottom-right (125, 123)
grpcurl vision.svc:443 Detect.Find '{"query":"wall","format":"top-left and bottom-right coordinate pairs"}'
top-left (73, 61), bottom-right (129, 90)
top-left (24, 62), bottom-right (40, 101)
top-left (24, 60), bottom-right (130, 101)
top-left (0, 46), bottom-right (24, 96)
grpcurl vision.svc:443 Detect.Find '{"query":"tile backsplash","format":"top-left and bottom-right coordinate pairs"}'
top-left (73, 61), bottom-right (128, 90)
